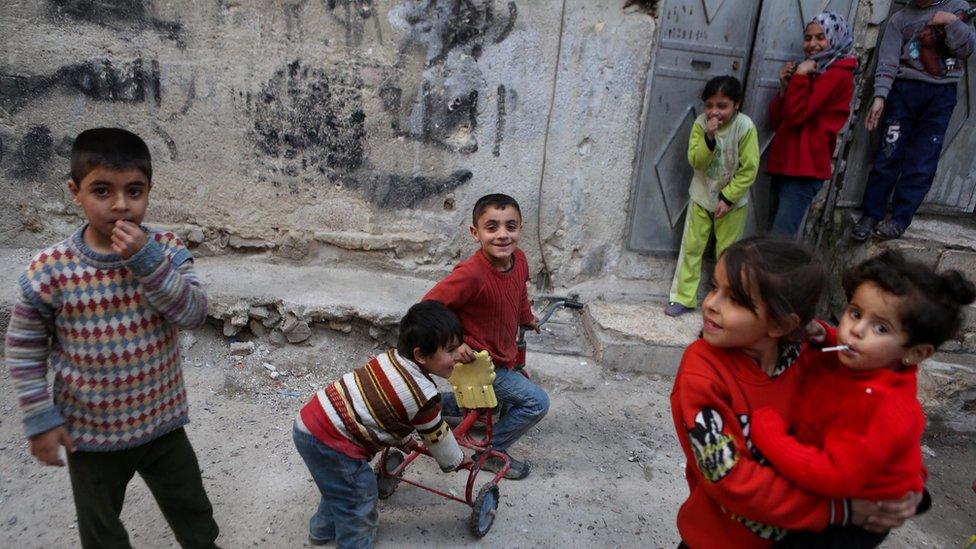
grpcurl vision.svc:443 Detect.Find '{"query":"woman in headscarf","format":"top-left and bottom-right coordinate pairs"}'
top-left (766, 11), bottom-right (857, 239)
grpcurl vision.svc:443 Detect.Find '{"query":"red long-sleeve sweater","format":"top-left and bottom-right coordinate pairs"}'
top-left (750, 327), bottom-right (926, 501)
top-left (671, 337), bottom-right (848, 549)
top-left (423, 248), bottom-right (534, 368)
top-left (766, 58), bottom-right (857, 180)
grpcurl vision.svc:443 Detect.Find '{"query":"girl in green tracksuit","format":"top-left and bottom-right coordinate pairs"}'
top-left (665, 76), bottom-right (760, 318)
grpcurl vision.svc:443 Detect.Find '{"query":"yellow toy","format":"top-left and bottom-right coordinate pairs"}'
top-left (448, 350), bottom-right (498, 409)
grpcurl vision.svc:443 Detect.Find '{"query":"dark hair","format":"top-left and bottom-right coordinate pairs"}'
top-left (720, 237), bottom-right (826, 340)
top-left (843, 250), bottom-right (976, 347)
top-left (701, 75), bottom-right (743, 104)
top-left (397, 301), bottom-right (464, 362)
top-left (70, 128), bottom-right (152, 184)
top-left (472, 193), bottom-right (521, 226)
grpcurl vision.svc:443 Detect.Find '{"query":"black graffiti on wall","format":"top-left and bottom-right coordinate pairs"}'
top-left (48, 0), bottom-right (184, 45)
top-left (0, 59), bottom-right (161, 114)
top-left (8, 126), bottom-right (54, 179)
top-left (324, 0), bottom-right (383, 47)
top-left (343, 169), bottom-right (473, 208)
top-left (248, 60), bottom-right (366, 174)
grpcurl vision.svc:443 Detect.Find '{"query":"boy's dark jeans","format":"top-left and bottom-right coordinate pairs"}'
top-left (66, 427), bottom-right (219, 549)
top-left (861, 79), bottom-right (957, 228)
top-left (769, 175), bottom-right (824, 239)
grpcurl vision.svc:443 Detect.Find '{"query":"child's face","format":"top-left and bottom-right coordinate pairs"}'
top-left (837, 282), bottom-right (920, 371)
top-left (703, 92), bottom-right (740, 126)
top-left (68, 166), bottom-right (151, 248)
top-left (470, 205), bottom-right (522, 270)
top-left (803, 22), bottom-right (829, 59)
top-left (415, 339), bottom-right (463, 379)
top-left (701, 258), bottom-right (777, 350)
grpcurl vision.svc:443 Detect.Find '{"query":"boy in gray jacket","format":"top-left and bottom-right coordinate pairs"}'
top-left (851, 0), bottom-right (975, 242)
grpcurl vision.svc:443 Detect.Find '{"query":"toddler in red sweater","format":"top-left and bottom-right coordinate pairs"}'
top-left (750, 250), bottom-right (975, 548)
top-left (766, 11), bottom-right (856, 238)
top-left (424, 193), bottom-right (544, 480)
top-left (671, 238), bottom-right (924, 549)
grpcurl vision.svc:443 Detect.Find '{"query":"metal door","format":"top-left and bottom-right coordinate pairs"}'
top-left (742, 0), bottom-right (858, 233)
top-left (839, 0), bottom-right (976, 214)
top-left (627, 0), bottom-right (760, 253)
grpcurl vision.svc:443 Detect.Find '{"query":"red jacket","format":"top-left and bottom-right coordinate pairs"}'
top-left (671, 338), bottom-right (847, 549)
top-left (766, 58), bottom-right (856, 180)
top-left (750, 326), bottom-right (926, 501)
top-left (423, 248), bottom-right (534, 368)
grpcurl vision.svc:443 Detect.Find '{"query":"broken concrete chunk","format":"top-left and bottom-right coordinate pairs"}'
top-left (186, 228), bottom-right (205, 244)
top-left (269, 329), bottom-right (287, 346)
top-left (249, 319), bottom-right (267, 337)
top-left (223, 319), bottom-right (241, 337)
top-left (230, 341), bottom-right (255, 356)
top-left (262, 310), bottom-right (282, 328)
top-left (249, 306), bottom-right (271, 320)
top-left (328, 320), bottom-right (353, 333)
top-left (285, 321), bottom-right (312, 343)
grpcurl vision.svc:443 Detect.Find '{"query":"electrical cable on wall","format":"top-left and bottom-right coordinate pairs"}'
top-left (534, 0), bottom-right (569, 291)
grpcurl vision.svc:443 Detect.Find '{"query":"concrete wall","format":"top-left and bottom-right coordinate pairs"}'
top-left (0, 0), bottom-right (660, 289)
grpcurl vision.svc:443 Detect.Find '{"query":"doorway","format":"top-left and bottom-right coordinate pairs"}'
top-left (627, 0), bottom-right (858, 253)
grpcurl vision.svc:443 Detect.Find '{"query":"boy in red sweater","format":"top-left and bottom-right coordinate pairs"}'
top-left (424, 193), bottom-right (545, 480)
top-left (750, 250), bottom-right (974, 547)
top-left (767, 11), bottom-right (856, 238)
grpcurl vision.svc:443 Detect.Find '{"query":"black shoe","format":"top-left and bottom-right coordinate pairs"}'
top-left (850, 216), bottom-right (878, 241)
top-left (477, 452), bottom-right (530, 480)
top-left (872, 218), bottom-right (905, 241)
top-left (308, 535), bottom-right (333, 546)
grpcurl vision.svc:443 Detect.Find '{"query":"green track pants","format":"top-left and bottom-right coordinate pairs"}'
top-left (669, 201), bottom-right (749, 308)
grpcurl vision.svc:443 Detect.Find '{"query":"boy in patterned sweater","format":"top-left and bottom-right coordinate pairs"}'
top-left (4, 128), bottom-right (219, 548)
top-left (293, 300), bottom-right (467, 547)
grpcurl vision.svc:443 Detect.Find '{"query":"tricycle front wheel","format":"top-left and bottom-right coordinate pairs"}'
top-left (469, 484), bottom-right (499, 538)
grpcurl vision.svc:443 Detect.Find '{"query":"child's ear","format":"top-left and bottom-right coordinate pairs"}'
top-left (769, 313), bottom-right (801, 339)
top-left (903, 343), bottom-right (935, 367)
top-left (67, 179), bottom-right (81, 205)
top-left (469, 224), bottom-right (478, 240)
top-left (412, 346), bottom-right (427, 365)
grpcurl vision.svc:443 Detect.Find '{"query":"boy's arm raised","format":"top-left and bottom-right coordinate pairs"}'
top-left (124, 234), bottom-right (208, 329)
top-left (672, 365), bottom-right (844, 532)
top-left (412, 397), bottom-right (464, 472)
top-left (941, 12), bottom-right (976, 59)
top-left (779, 69), bottom-right (852, 127)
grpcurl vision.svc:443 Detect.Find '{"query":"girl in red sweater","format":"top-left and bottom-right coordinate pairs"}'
top-left (767, 11), bottom-right (857, 238)
top-left (750, 250), bottom-right (975, 548)
top-left (671, 238), bottom-right (923, 549)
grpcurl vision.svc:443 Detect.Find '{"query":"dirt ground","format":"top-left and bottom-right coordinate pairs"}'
top-left (0, 325), bottom-right (973, 548)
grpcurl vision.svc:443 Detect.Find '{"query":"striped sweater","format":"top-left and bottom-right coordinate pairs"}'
top-left (4, 225), bottom-right (208, 451)
top-left (298, 350), bottom-right (463, 471)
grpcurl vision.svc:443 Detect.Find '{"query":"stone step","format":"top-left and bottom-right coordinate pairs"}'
top-left (581, 299), bottom-right (700, 375)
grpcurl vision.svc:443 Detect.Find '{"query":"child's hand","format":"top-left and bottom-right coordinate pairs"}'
top-left (804, 320), bottom-right (826, 344)
top-left (704, 115), bottom-right (721, 138)
top-left (29, 426), bottom-right (74, 467)
top-left (794, 59), bottom-right (816, 76)
top-left (455, 343), bottom-right (475, 363)
top-left (929, 11), bottom-right (959, 26)
top-left (851, 492), bottom-right (921, 533)
top-left (778, 61), bottom-right (796, 89)
top-left (865, 97), bottom-right (885, 131)
top-left (112, 220), bottom-right (148, 259)
top-left (521, 318), bottom-right (541, 334)
top-left (714, 200), bottom-right (731, 219)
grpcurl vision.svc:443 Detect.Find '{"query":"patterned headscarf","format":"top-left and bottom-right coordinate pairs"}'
top-left (807, 11), bottom-right (854, 74)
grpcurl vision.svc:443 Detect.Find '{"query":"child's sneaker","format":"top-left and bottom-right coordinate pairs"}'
top-left (309, 535), bottom-right (333, 546)
top-left (476, 451), bottom-right (530, 480)
top-left (665, 302), bottom-right (694, 317)
top-left (850, 215), bottom-right (878, 241)
top-left (872, 218), bottom-right (905, 241)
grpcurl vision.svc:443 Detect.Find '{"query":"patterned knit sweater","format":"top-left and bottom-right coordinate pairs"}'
top-left (4, 225), bottom-right (208, 451)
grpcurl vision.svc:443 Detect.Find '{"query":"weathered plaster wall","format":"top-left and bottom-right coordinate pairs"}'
top-left (0, 1), bottom-right (657, 288)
